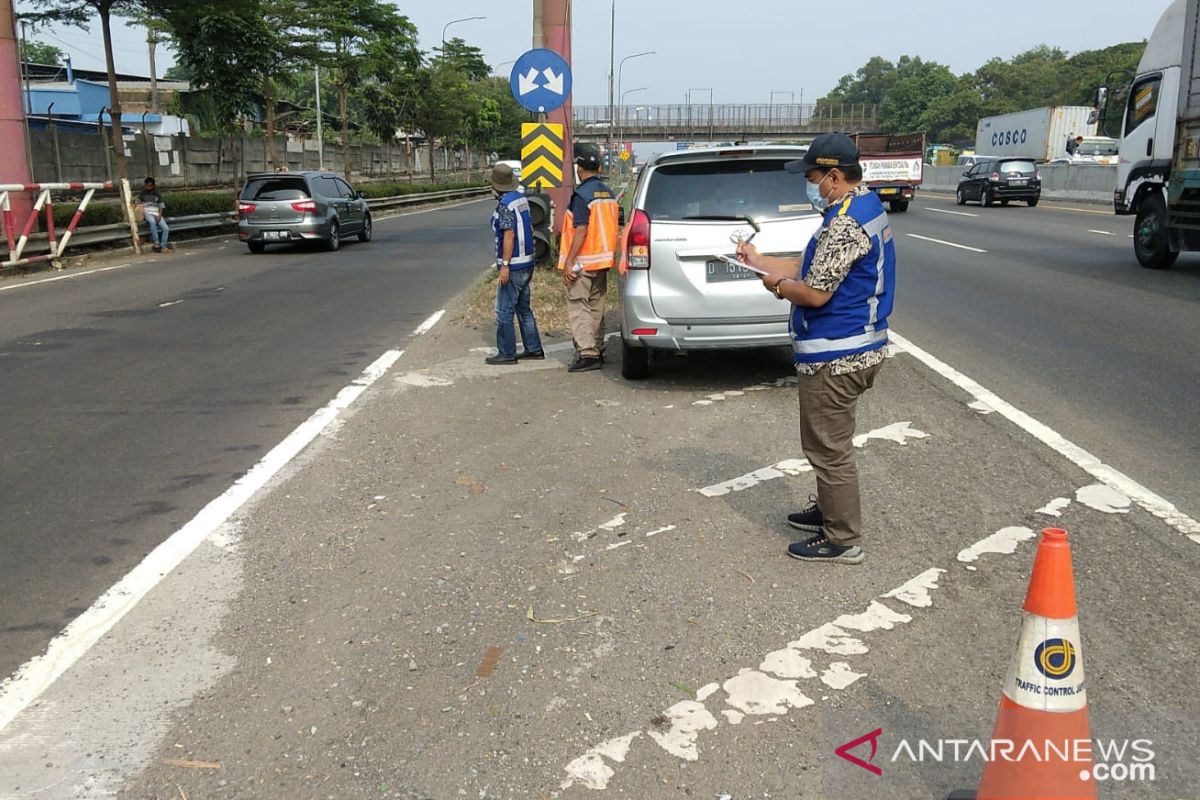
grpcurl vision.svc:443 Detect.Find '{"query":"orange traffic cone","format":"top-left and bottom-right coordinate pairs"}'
top-left (948, 528), bottom-right (1096, 800)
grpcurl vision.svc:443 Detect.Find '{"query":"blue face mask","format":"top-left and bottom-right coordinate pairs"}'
top-left (807, 172), bottom-right (833, 212)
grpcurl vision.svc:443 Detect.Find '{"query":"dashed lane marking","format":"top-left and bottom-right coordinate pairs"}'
top-left (924, 207), bottom-right (978, 217)
top-left (696, 422), bottom-right (928, 497)
top-left (1088, 229), bottom-right (1116, 236)
top-left (904, 233), bottom-right (987, 253)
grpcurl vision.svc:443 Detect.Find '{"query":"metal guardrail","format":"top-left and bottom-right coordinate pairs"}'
top-left (6, 186), bottom-right (490, 264)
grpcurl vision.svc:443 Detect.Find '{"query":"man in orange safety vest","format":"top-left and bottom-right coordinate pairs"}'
top-left (558, 147), bottom-right (620, 373)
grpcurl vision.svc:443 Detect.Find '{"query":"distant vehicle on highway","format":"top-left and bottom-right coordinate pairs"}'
top-left (957, 157), bottom-right (1041, 207)
top-left (618, 144), bottom-right (821, 380)
top-left (975, 106), bottom-right (1096, 162)
top-left (237, 171), bottom-right (372, 254)
top-left (852, 131), bottom-right (926, 213)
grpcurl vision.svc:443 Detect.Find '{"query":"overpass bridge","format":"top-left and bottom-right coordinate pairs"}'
top-left (571, 104), bottom-right (878, 144)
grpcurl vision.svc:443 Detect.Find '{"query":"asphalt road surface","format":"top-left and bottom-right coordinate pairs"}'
top-left (1, 194), bottom-right (1196, 799)
top-left (0, 198), bottom-right (496, 682)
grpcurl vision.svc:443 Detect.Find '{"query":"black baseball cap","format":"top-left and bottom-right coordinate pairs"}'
top-left (785, 132), bottom-right (860, 173)
top-left (574, 147), bottom-right (602, 171)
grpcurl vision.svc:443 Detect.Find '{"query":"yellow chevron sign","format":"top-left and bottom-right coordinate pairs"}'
top-left (521, 123), bottom-right (564, 188)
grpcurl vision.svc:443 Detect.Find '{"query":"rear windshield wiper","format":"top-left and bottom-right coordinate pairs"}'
top-left (681, 215), bottom-right (760, 231)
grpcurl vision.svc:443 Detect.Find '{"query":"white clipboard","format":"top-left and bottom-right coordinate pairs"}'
top-left (715, 253), bottom-right (770, 276)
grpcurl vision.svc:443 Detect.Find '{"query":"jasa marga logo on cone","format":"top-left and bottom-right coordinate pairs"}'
top-left (1006, 619), bottom-right (1086, 707)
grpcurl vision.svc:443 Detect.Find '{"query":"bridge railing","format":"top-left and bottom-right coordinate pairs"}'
top-left (573, 104), bottom-right (878, 135)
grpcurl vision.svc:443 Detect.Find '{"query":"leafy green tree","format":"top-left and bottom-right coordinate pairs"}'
top-left (19, 38), bottom-right (63, 64)
top-left (407, 62), bottom-right (478, 180)
top-left (435, 37), bottom-right (489, 81)
top-left (154, 0), bottom-right (274, 131)
top-left (300, 0), bottom-right (418, 171)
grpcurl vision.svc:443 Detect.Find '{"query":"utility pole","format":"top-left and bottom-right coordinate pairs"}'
top-left (1, 0), bottom-right (35, 221)
top-left (147, 23), bottom-right (158, 113)
top-left (314, 66), bottom-right (324, 169)
top-left (606, 0), bottom-right (614, 174)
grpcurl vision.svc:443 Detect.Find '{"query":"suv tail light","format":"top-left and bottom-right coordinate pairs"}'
top-left (237, 201), bottom-right (256, 216)
top-left (291, 199), bottom-right (318, 213)
top-left (1036, 171), bottom-right (1043, 181)
top-left (626, 208), bottom-right (651, 270)
top-left (990, 172), bottom-right (1000, 182)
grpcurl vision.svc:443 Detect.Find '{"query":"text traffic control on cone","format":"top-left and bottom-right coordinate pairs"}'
top-left (950, 528), bottom-right (1096, 800)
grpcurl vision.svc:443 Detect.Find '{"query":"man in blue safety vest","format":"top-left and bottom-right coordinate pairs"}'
top-left (485, 162), bottom-right (544, 365)
top-left (737, 132), bottom-right (896, 565)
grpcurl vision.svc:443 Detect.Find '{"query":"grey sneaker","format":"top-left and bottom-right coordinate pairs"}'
top-left (787, 532), bottom-right (864, 565)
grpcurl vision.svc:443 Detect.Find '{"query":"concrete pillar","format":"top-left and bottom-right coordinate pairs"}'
top-left (537, 0), bottom-right (573, 234)
top-left (0, 0), bottom-right (34, 226)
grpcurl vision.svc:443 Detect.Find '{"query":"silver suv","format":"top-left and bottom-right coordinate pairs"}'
top-left (237, 171), bottom-right (371, 253)
top-left (619, 145), bottom-right (822, 379)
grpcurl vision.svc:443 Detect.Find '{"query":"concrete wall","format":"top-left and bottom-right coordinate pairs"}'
top-left (922, 164), bottom-right (1117, 204)
top-left (26, 129), bottom-right (485, 187)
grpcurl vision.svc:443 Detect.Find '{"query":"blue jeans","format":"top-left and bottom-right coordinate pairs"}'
top-left (146, 214), bottom-right (169, 247)
top-left (495, 267), bottom-right (542, 359)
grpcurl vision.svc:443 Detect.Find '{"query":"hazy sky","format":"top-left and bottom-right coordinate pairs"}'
top-left (22, 0), bottom-right (1170, 107)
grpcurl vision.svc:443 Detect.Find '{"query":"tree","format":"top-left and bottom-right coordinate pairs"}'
top-left (301, 0), bottom-right (418, 172)
top-left (154, 0), bottom-right (274, 132)
top-left (19, 38), bottom-right (63, 64)
top-left (435, 37), bottom-right (489, 81)
top-left (20, 0), bottom-right (144, 184)
top-left (407, 62), bottom-right (478, 180)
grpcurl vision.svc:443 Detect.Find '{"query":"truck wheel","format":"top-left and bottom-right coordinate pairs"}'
top-left (1134, 194), bottom-right (1178, 269)
top-left (621, 338), bottom-right (650, 380)
top-left (889, 200), bottom-right (909, 213)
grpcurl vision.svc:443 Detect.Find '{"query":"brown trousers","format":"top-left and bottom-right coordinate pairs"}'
top-left (567, 268), bottom-right (609, 357)
top-left (796, 362), bottom-right (883, 545)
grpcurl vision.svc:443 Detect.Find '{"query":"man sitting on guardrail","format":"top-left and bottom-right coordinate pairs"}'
top-left (137, 177), bottom-right (173, 253)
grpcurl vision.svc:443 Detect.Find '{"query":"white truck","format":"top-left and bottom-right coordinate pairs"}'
top-left (975, 107), bottom-right (1097, 162)
top-left (1099, 0), bottom-right (1200, 268)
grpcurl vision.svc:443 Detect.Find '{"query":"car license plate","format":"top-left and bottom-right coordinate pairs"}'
top-left (263, 231), bottom-right (287, 241)
top-left (879, 188), bottom-right (898, 195)
top-left (1009, 179), bottom-right (1027, 186)
top-left (706, 259), bottom-right (759, 283)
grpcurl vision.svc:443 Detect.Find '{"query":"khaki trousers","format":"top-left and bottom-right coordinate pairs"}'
top-left (567, 268), bottom-right (609, 357)
top-left (796, 362), bottom-right (883, 545)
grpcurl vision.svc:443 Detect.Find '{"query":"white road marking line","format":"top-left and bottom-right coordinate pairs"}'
top-left (157, 300), bottom-right (183, 308)
top-left (1088, 229), bottom-right (1116, 236)
top-left (905, 233), bottom-right (987, 253)
top-left (924, 207), bottom-right (979, 218)
top-left (958, 526), bottom-right (1037, 563)
top-left (1037, 498), bottom-right (1071, 517)
top-left (0, 262), bottom-right (134, 293)
top-left (890, 330), bottom-right (1200, 543)
top-left (412, 309), bottom-right (445, 336)
top-left (697, 422), bottom-right (928, 497)
top-left (0, 321), bottom-right (429, 733)
top-left (1075, 484), bottom-right (1131, 514)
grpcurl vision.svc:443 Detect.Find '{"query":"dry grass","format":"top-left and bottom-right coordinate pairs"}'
top-left (461, 265), bottom-right (619, 338)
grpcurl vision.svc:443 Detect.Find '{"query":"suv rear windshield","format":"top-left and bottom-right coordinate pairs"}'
top-left (241, 177), bottom-right (310, 201)
top-left (643, 158), bottom-right (809, 221)
top-left (997, 160), bottom-right (1036, 174)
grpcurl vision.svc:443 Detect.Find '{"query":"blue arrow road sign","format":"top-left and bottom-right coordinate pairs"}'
top-left (509, 48), bottom-right (572, 114)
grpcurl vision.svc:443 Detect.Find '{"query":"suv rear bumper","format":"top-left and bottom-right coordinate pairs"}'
top-left (620, 289), bottom-right (791, 350)
top-left (237, 218), bottom-right (333, 242)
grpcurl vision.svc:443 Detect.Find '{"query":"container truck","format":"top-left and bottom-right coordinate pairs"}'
top-left (1099, 0), bottom-right (1200, 268)
top-left (975, 107), bottom-right (1097, 162)
top-left (851, 132), bottom-right (926, 213)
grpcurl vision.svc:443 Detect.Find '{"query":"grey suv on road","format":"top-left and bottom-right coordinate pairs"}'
top-left (237, 171), bottom-right (372, 253)
top-left (619, 145), bottom-right (823, 379)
